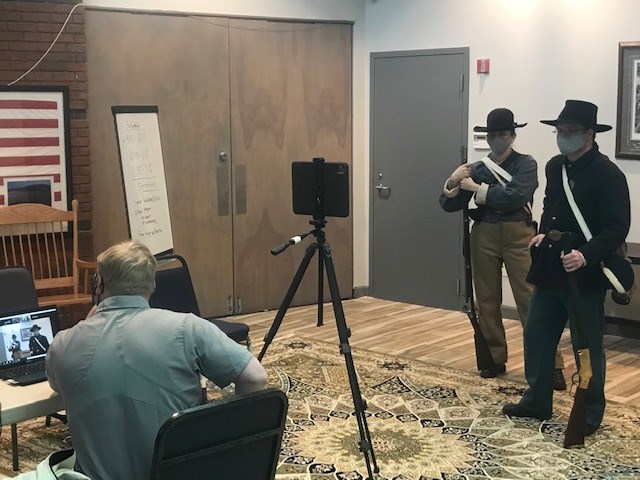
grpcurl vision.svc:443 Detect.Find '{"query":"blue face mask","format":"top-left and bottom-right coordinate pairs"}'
top-left (556, 133), bottom-right (585, 155)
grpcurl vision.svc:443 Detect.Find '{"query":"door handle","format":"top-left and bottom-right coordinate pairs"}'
top-left (374, 184), bottom-right (390, 192)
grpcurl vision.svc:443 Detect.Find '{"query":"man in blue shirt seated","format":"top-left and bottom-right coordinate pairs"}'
top-left (46, 240), bottom-right (268, 480)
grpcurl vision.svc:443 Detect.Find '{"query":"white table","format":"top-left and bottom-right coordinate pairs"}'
top-left (0, 380), bottom-right (63, 471)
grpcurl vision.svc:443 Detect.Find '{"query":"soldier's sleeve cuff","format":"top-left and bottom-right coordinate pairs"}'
top-left (475, 183), bottom-right (489, 205)
top-left (443, 179), bottom-right (460, 198)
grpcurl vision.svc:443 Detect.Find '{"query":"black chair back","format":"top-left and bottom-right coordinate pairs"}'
top-left (150, 254), bottom-right (250, 345)
top-left (0, 266), bottom-right (39, 314)
top-left (150, 255), bottom-right (201, 316)
top-left (149, 388), bottom-right (288, 480)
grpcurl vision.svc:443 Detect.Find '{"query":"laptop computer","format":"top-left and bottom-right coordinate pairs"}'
top-left (0, 305), bottom-right (60, 386)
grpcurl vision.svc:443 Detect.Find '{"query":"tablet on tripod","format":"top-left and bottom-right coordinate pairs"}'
top-left (263, 158), bottom-right (378, 478)
top-left (292, 159), bottom-right (349, 218)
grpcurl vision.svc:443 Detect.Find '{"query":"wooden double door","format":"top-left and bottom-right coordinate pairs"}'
top-left (86, 10), bottom-right (353, 317)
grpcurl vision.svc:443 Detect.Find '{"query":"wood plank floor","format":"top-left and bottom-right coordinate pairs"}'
top-left (235, 296), bottom-right (640, 408)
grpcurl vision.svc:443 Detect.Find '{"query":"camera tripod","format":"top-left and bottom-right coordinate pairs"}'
top-left (258, 218), bottom-right (379, 479)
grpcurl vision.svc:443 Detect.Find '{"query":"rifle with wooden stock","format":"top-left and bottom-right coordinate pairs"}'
top-left (548, 229), bottom-right (593, 448)
top-left (462, 204), bottom-right (499, 372)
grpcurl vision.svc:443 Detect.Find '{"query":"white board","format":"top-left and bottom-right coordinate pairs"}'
top-left (112, 106), bottom-right (173, 255)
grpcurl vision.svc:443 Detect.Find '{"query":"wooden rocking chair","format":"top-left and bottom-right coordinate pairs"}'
top-left (0, 199), bottom-right (96, 307)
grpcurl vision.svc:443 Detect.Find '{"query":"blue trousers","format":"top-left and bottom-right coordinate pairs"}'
top-left (519, 287), bottom-right (606, 426)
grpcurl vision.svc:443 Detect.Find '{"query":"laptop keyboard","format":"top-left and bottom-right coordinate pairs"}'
top-left (0, 361), bottom-right (45, 380)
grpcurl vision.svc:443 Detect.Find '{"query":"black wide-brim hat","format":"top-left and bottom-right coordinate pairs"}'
top-left (540, 99), bottom-right (612, 132)
top-left (30, 324), bottom-right (41, 332)
top-left (473, 108), bottom-right (527, 132)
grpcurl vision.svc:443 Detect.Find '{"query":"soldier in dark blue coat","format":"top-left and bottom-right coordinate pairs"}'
top-left (503, 100), bottom-right (631, 437)
top-left (29, 324), bottom-right (50, 356)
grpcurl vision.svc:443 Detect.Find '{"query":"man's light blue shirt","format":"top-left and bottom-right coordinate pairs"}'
top-left (46, 295), bottom-right (253, 480)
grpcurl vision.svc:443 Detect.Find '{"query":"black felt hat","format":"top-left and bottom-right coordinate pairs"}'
top-left (540, 100), bottom-right (612, 132)
top-left (30, 324), bottom-right (41, 332)
top-left (473, 108), bottom-right (527, 132)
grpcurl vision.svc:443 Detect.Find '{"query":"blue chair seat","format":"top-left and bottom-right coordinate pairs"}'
top-left (210, 319), bottom-right (250, 344)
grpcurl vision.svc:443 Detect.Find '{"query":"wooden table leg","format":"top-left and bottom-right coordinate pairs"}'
top-left (11, 423), bottom-right (19, 471)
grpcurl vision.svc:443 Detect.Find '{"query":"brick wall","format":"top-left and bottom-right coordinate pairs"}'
top-left (1, 0), bottom-right (93, 327)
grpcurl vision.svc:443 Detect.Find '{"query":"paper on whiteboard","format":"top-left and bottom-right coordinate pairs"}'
top-left (114, 111), bottom-right (173, 255)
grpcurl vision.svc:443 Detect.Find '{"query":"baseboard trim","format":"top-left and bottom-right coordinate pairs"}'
top-left (605, 316), bottom-right (640, 339)
top-left (353, 286), bottom-right (369, 298)
top-left (502, 306), bottom-right (640, 339)
top-left (500, 305), bottom-right (520, 321)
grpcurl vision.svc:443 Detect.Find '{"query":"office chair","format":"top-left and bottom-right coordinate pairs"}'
top-left (0, 266), bottom-right (40, 314)
top-left (149, 254), bottom-right (251, 349)
top-left (149, 388), bottom-right (288, 480)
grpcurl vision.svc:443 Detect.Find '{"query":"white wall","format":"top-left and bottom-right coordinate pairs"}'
top-left (366, 0), bottom-right (640, 306)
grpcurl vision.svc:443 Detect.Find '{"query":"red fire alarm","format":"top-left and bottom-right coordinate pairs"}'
top-left (477, 58), bottom-right (490, 74)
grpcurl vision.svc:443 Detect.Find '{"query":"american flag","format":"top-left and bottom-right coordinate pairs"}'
top-left (0, 90), bottom-right (68, 209)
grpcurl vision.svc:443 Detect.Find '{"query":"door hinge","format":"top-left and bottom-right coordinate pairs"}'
top-left (460, 74), bottom-right (465, 92)
top-left (456, 278), bottom-right (460, 295)
top-left (227, 295), bottom-right (233, 315)
top-left (461, 145), bottom-right (467, 163)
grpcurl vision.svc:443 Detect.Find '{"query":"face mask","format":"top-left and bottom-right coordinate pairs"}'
top-left (556, 133), bottom-right (585, 155)
top-left (487, 136), bottom-right (512, 156)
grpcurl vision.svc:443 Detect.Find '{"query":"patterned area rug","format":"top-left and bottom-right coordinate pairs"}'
top-left (2, 337), bottom-right (640, 479)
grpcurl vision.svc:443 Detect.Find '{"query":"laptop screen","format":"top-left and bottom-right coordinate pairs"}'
top-left (0, 306), bottom-right (59, 369)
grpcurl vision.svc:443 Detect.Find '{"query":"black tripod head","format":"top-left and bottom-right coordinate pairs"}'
top-left (270, 221), bottom-right (328, 256)
top-left (309, 218), bottom-right (327, 240)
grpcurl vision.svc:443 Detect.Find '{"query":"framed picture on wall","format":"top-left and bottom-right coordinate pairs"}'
top-left (616, 42), bottom-right (640, 160)
top-left (0, 86), bottom-right (72, 209)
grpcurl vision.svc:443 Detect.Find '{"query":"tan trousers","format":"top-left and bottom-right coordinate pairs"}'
top-left (470, 220), bottom-right (564, 368)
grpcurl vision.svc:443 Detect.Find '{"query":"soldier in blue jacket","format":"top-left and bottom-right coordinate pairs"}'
top-left (28, 324), bottom-right (50, 355)
top-left (503, 100), bottom-right (631, 436)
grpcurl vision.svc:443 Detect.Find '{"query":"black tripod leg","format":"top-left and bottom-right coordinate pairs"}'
top-left (322, 243), bottom-right (379, 478)
top-left (317, 248), bottom-right (324, 327)
top-left (258, 243), bottom-right (317, 362)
